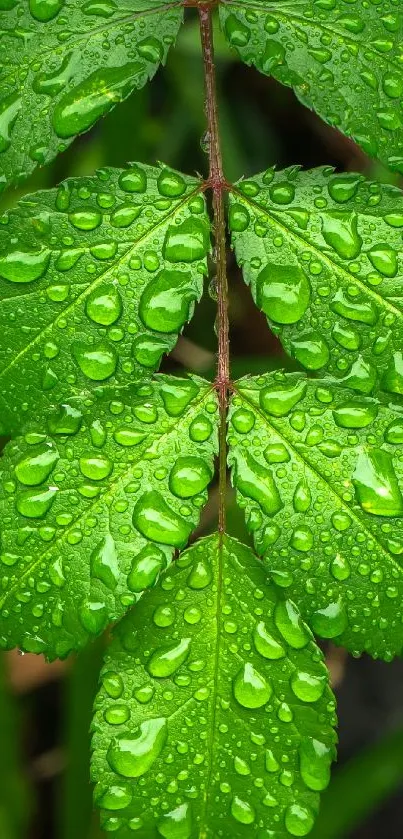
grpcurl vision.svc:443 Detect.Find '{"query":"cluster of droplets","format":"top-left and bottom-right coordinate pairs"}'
top-left (0, 0), bottom-right (182, 186)
top-left (228, 371), bottom-right (403, 659)
top-left (229, 166), bottom-right (403, 397)
top-left (0, 164), bottom-right (210, 432)
top-left (92, 535), bottom-right (336, 837)
top-left (0, 376), bottom-right (217, 657)
top-left (220, 1), bottom-right (403, 174)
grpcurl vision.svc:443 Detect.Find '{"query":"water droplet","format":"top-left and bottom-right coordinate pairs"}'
top-left (274, 600), bottom-right (310, 649)
top-left (368, 245), bottom-right (398, 277)
top-left (353, 449), bottom-right (403, 516)
top-left (118, 165), bottom-right (147, 193)
top-left (224, 14), bottom-right (251, 47)
top-left (328, 174), bottom-right (361, 203)
top-left (285, 803), bottom-right (315, 836)
top-left (293, 481), bottom-right (311, 513)
top-left (107, 717), bottom-right (167, 778)
top-left (0, 247), bottom-right (50, 283)
top-left (256, 261), bottom-right (310, 324)
top-left (291, 331), bottom-right (329, 370)
top-left (299, 737), bottom-right (332, 791)
top-left (311, 600), bottom-right (348, 638)
top-left (157, 169), bottom-right (186, 198)
top-left (331, 289), bottom-right (377, 325)
top-left (233, 450), bottom-right (283, 516)
top-left (322, 212), bottom-right (362, 259)
top-left (16, 487), bottom-right (57, 518)
top-left (160, 379), bottom-right (198, 417)
top-left (147, 638), bottom-right (191, 678)
top-left (229, 203), bottom-right (250, 232)
top-left (169, 457), bottom-right (212, 499)
top-left (73, 341), bottom-right (117, 380)
top-left (29, 0), bottom-right (64, 21)
top-left (260, 379), bottom-right (306, 417)
top-left (157, 803), bottom-right (192, 839)
top-left (132, 491), bottom-right (191, 547)
top-left (333, 400), bottom-right (377, 429)
top-left (264, 443), bottom-right (289, 464)
top-left (53, 64), bottom-right (143, 138)
top-left (0, 94), bottom-right (22, 154)
top-left (231, 796), bottom-right (255, 825)
top-left (189, 416), bottom-right (213, 442)
top-left (163, 218), bottom-right (209, 263)
top-left (80, 455), bottom-right (112, 481)
top-left (15, 443), bottom-right (58, 486)
top-left (91, 534), bottom-right (119, 590)
top-left (96, 783), bottom-right (132, 811)
top-left (331, 554), bottom-right (351, 581)
top-left (233, 662), bottom-right (272, 709)
top-left (79, 600), bottom-right (107, 634)
top-left (382, 352), bottom-right (403, 395)
top-left (253, 621), bottom-right (285, 659)
top-left (103, 672), bottom-right (123, 699)
top-left (104, 704), bottom-right (130, 725)
top-left (385, 419), bottom-right (403, 445)
top-left (139, 269), bottom-right (197, 333)
top-left (127, 545), bottom-right (165, 593)
top-left (86, 284), bottom-right (122, 325)
top-left (187, 558), bottom-right (213, 590)
top-left (290, 670), bottom-right (326, 702)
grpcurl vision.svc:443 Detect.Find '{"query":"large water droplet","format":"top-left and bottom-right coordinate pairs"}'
top-left (285, 803), bottom-right (315, 836)
top-left (256, 261), bottom-right (310, 324)
top-left (230, 796), bottom-right (255, 825)
top-left (53, 64), bottom-right (142, 138)
top-left (15, 443), bottom-right (58, 486)
top-left (333, 400), bottom-right (377, 429)
top-left (0, 94), bottom-right (22, 154)
top-left (157, 803), bottom-right (192, 839)
top-left (299, 737), bottom-right (332, 791)
top-left (169, 457), bottom-right (212, 499)
top-left (16, 487), bottom-right (57, 518)
top-left (163, 218), bottom-right (209, 263)
top-left (322, 212), bottom-right (362, 259)
top-left (29, 0), bottom-right (64, 20)
top-left (107, 718), bottom-right (167, 778)
top-left (290, 670), bottom-right (326, 702)
top-left (79, 455), bottom-right (112, 481)
top-left (147, 638), bottom-right (191, 678)
top-left (234, 450), bottom-right (283, 516)
top-left (127, 545), bottom-right (165, 593)
top-left (311, 600), bottom-right (348, 638)
top-left (73, 341), bottom-right (117, 380)
top-left (91, 534), bottom-right (119, 590)
top-left (382, 352), bottom-right (403, 395)
top-left (233, 662), bottom-right (272, 709)
top-left (291, 331), bottom-right (329, 370)
top-left (139, 269), bottom-right (197, 333)
top-left (353, 449), bottom-right (403, 516)
top-left (0, 247), bottom-right (50, 283)
top-left (274, 600), bottom-right (310, 649)
top-left (331, 289), bottom-right (377, 325)
top-left (85, 284), bottom-right (122, 326)
top-left (253, 621), bottom-right (285, 659)
top-left (132, 491), bottom-right (191, 547)
top-left (260, 379), bottom-right (306, 417)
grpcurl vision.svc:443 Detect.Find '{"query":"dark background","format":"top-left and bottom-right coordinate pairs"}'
top-left (1, 11), bottom-right (403, 839)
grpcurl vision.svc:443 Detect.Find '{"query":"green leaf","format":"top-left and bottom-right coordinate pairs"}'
top-left (0, 164), bottom-right (210, 434)
top-left (220, 1), bottom-right (403, 172)
top-left (0, 375), bottom-right (217, 659)
top-left (0, 1), bottom-right (183, 190)
top-left (228, 371), bottom-right (403, 659)
top-left (229, 166), bottom-right (403, 396)
top-left (91, 533), bottom-right (336, 837)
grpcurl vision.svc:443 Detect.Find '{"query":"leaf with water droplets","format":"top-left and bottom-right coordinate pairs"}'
top-left (229, 371), bottom-right (403, 659)
top-left (0, 164), bottom-right (210, 434)
top-left (0, 375), bottom-right (217, 658)
top-left (220, 1), bottom-right (403, 172)
top-left (229, 167), bottom-right (403, 397)
top-left (0, 0), bottom-right (183, 189)
top-left (92, 534), bottom-right (336, 837)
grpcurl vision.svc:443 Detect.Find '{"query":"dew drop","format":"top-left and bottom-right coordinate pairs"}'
top-left (127, 545), bottom-right (166, 593)
top-left (233, 450), bottom-right (283, 516)
top-left (290, 670), bottom-right (326, 703)
top-left (260, 379), bottom-right (307, 417)
top-left (29, 0), bottom-right (64, 21)
top-left (73, 341), bottom-right (117, 380)
top-left (157, 803), bottom-right (192, 839)
top-left (132, 491), bottom-right (191, 547)
top-left (163, 218), bottom-right (209, 263)
top-left (274, 600), bottom-right (310, 649)
top-left (311, 600), bottom-right (348, 638)
top-left (299, 737), bottom-right (332, 791)
top-left (91, 534), bottom-right (119, 590)
top-left (139, 269), bottom-right (197, 333)
top-left (353, 449), bottom-right (403, 516)
top-left (322, 212), bottom-right (362, 259)
top-left (233, 662), bottom-right (272, 709)
top-left (256, 261), bottom-right (310, 324)
top-left (107, 718), bottom-right (167, 778)
top-left (147, 638), bottom-right (191, 678)
top-left (0, 247), bottom-right (50, 284)
top-left (231, 796), bottom-right (255, 825)
top-left (253, 621), bottom-right (285, 659)
top-left (285, 803), bottom-right (315, 837)
top-left (16, 487), bottom-right (57, 518)
top-left (15, 444), bottom-right (58, 486)
top-left (85, 284), bottom-right (122, 326)
top-left (169, 457), bottom-right (212, 499)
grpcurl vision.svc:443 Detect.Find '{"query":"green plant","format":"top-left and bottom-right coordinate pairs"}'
top-left (1, 0), bottom-right (403, 835)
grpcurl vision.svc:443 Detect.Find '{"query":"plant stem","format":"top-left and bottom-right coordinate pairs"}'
top-left (199, 5), bottom-right (230, 534)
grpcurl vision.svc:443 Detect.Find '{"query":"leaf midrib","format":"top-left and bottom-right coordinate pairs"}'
top-left (0, 382), bottom-right (213, 608)
top-left (231, 186), bottom-right (403, 320)
top-left (0, 182), bottom-right (203, 383)
top-left (233, 382), bottom-right (403, 577)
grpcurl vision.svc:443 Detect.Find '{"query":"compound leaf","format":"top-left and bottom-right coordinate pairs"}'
top-left (91, 533), bottom-right (337, 837)
top-left (229, 167), bottom-right (403, 397)
top-left (0, 375), bottom-right (217, 659)
top-left (228, 371), bottom-right (403, 660)
top-left (0, 0), bottom-right (183, 190)
top-left (0, 164), bottom-right (209, 434)
top-left (220, 0), bottom-right (403, 172)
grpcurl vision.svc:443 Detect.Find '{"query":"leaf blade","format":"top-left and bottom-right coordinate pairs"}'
top-left (229, 167), bottom-right (403, 396)
top-left (0, 164), bottom-right (210, 434)
top-left (91, 533), bottom-right (337, 837)
top-left (220, 1), bottom-right (403, 171)
top-left (228, 371), bottom-right (403, 659)
top-left (0, 375), bottom-right (218, 658)
top-left (0, 1), bottom-right (183, 189)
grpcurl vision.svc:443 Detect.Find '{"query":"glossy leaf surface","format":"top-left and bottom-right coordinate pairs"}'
top-left (229, 167), bottom-right (403, 396)
top-left (229, 371), bottom-right (403, 659)
top-left (220, 0), bottom-right (403, 172)
top-left (0, 375), bottom-right (217, 659)
top-left (92, 534), bottom-right (336, 837)
top-left (0, 0), bottom-right (182, 190)
top-left (0, 164), bottom-right (209, 434)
